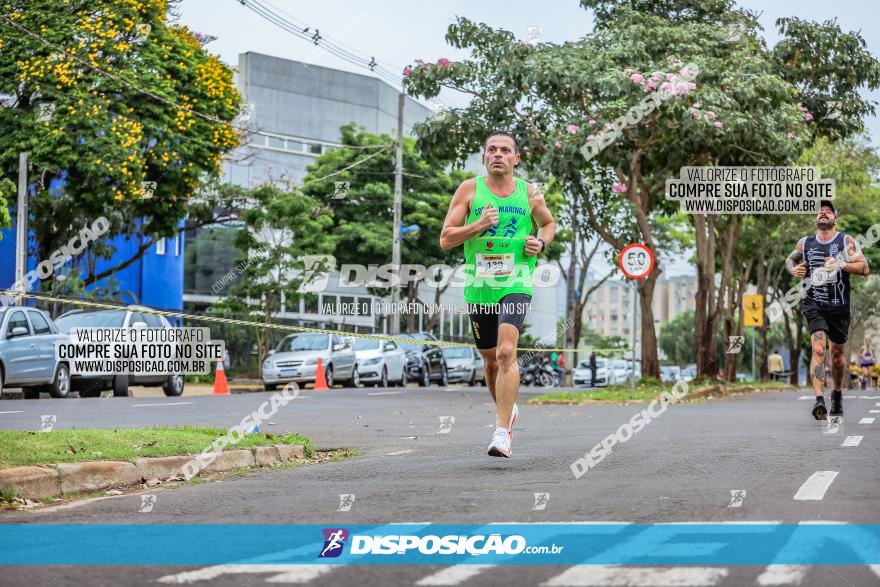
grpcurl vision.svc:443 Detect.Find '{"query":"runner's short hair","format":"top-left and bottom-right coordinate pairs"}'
top-left (484, 130), bottom-right (519, 154)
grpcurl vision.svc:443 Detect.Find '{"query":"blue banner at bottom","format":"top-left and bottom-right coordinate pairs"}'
top-left (1, 524), bottom-right (879, 565)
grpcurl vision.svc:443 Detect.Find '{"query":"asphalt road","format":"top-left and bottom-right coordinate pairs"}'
top-left (2, 384), bottom-right (880, 586)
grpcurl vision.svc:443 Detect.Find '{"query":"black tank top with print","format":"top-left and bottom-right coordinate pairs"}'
top-left (803, 232), bottom-right (850, 307)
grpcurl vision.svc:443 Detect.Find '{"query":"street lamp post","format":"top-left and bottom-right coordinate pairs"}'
top-left (390, 86), bottom-right (405, 334)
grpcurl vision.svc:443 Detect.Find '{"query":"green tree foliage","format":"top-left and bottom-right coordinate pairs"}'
top-left (210, 184), bottom-right (334, 360)
top-left (0, 0), bottom-right (241, 284)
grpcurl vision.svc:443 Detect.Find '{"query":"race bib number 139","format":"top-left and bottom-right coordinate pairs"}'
top-left (476, 253), bottom-right (514, 277)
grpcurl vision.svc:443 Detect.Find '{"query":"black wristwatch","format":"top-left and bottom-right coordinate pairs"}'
top-left (537, 238), bottom-right (547, 253)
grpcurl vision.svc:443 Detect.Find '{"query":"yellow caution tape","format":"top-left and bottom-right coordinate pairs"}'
top-left (4, 292), bottom-right (632, 354)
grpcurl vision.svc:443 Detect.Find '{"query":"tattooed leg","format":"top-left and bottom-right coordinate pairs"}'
top-left (811, 331), bottom-right (827, 397)
top-left (830, 342), bottom-right (846, 390)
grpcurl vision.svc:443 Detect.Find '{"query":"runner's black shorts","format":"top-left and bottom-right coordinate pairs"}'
top-left (466, 293), bottom-right (532, 350)
top-left (802, 301), bottom-right (850, 345)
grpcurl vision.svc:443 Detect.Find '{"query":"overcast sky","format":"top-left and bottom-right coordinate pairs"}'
top-left (178, 0), bottom-right (879, 277)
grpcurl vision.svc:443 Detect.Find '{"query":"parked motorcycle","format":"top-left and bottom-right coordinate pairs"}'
top-left (519, 356), bottom-right (561, 387)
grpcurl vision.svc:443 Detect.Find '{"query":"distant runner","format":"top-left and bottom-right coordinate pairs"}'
top-left (440, 130), bottom-right (556, 457)
top-left (785, 200), bottom-right (869, 419)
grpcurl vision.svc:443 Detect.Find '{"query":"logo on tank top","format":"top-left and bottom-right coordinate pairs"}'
top-left (480, 216), bottom-right (520, 238)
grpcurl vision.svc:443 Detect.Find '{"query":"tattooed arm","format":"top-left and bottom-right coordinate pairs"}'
top-left (786, 237), bottom-right (806, 279)
top-left (841, 235), bottom-right (869, 276)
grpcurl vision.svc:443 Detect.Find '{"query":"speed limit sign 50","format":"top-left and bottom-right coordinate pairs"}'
top-left (618, 244), bottom-right (655, 279)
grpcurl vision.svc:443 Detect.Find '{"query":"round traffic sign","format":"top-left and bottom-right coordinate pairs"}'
top-left (618, 243), bottom-right (655, 279)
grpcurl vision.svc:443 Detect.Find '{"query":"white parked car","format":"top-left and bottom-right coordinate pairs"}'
top-left (573, 357), bottom-right (617, 387)
top-left (611, 359), bottom-right (633, 383)
top-left (660, 365), bottom-right (682, 382)
top-left (353, 338), bottom-right (406, 387)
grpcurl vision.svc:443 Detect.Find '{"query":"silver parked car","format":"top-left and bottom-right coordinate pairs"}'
top-left (0, 307), bottom-right (71, 399)
top-left (262, 333), bottom-right (358, 390)
top-left (353, 338), bottom-right (407, 387)
top-left (442, 347), bottom-right (485, 385)
top-left (54, 307), bottom-right (185, 398)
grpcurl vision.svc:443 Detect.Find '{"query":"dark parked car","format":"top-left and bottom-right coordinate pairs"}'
top-left (399, 333), bottom-right (448, 388)
top-left (54, 307), bottom-right (184, 397)
top-left (0, 307), bottom-right (70, 399)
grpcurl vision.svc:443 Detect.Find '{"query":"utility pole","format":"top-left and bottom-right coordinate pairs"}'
top-left (15, 152), bottom-right (28, 306)
top-left (630, 280), bottom-right (637, 390)
top-left (751, 328), bottom-right (756, 379)
top-left (390, 86), bottom-right (405, 334)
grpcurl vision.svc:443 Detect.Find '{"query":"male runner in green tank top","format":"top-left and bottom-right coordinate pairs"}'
top-left (440, 131), bottom-right (556, 457)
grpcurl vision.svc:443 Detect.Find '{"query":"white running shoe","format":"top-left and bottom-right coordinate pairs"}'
top-left (487, 426), bottom-right (512, 458)
top-left (494, 403), bottom-right (519, 431)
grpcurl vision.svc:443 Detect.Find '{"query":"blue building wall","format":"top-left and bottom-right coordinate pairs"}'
top-left (0, 215), bottom-right (184, 312)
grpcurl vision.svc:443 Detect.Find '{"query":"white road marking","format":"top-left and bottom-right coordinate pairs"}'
top-left (841, 436), bottom-right (863, 447)
top-left (541, 565), bottom-right (728, 586)
top-left (756, 564), bottom-right (807, 585)
top-left (384, 449), bottom-right (413, 456)
top-left (0, 410), bottom-right (24, 414)
top-left (157, 523), bottom-right (422, 582)
top-left (727, 490), bottom-right (746, 508)
top-left (658, 521), bottom-right (781, 525)
top-left (367, 391), bottom-right (404, 396)
top-left (824, 417), bottom-right (841, 434)
top-left (870, 565), bottom-right (880, 578)
top-left (132, 402), bottom-right (193, 407)
top-left (265, 566), bottom-right (338, 583)
top-left (797, 396), bottom-right (814, 400)
top-left (157, 564), bottom-right (334, 584)
top-left (793, 471), bottom-right (838, 500)
top-left (859, 395), bottom-right (880, 399)
top-left (869, 409), bottom-right (880, 414)
top-left (416, 565), bottom-right (497, 585)
top-left (489, 521), bottom-right (633, 525)
top-left (859, 417), bottom-right (875, 424)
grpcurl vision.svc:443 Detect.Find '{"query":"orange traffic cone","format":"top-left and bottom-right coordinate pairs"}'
top-left (314, 358), bottom-right (329, 391)
top-left (213, 359), bottom-right (229, 395)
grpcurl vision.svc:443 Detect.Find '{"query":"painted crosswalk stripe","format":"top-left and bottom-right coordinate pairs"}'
top-left (869, 409), bottom-right (880, 414)
top-left (541, 565), bottom-right (728, 586)
top-left (841, 436), bottom-right (863, 447)
top-left (0, 410), bottom-right (24, 414)
top-left (157, 523), bottom-right (412, 583)
top-left (793, 471), bottom-right (838, 500)
top-left (385, 449), bottom-right (413, 456)
top-left (756, 564), bottom-right (807, 585)
top-left (132, 402), bottom-right (193, 407)
top-left (157, 564), bottom-right (336, 584)
top-left (416, 565), bottom-right (497, 585)
top-left (859, 417), bottom-right (875, 424)
top-left (265, 566), bottom-right (338, 583)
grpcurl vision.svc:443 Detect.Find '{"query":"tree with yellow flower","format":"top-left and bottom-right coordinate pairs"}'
top-left (0, 0), bottom-right (242, 289)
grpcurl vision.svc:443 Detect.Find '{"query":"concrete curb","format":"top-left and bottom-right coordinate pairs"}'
top-left (0, 444), bottom-right (306, 500)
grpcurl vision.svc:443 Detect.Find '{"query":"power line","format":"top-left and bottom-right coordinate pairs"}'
top-left (0, 14), bottom-right (390, 152)
top-left (235, 1), bottom-right (457, 125)
top-left (237, 0), bottom-right (403, 88)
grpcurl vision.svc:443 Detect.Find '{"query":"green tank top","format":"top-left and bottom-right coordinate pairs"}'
top-left (463, 176), bottom-right (536, 305)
